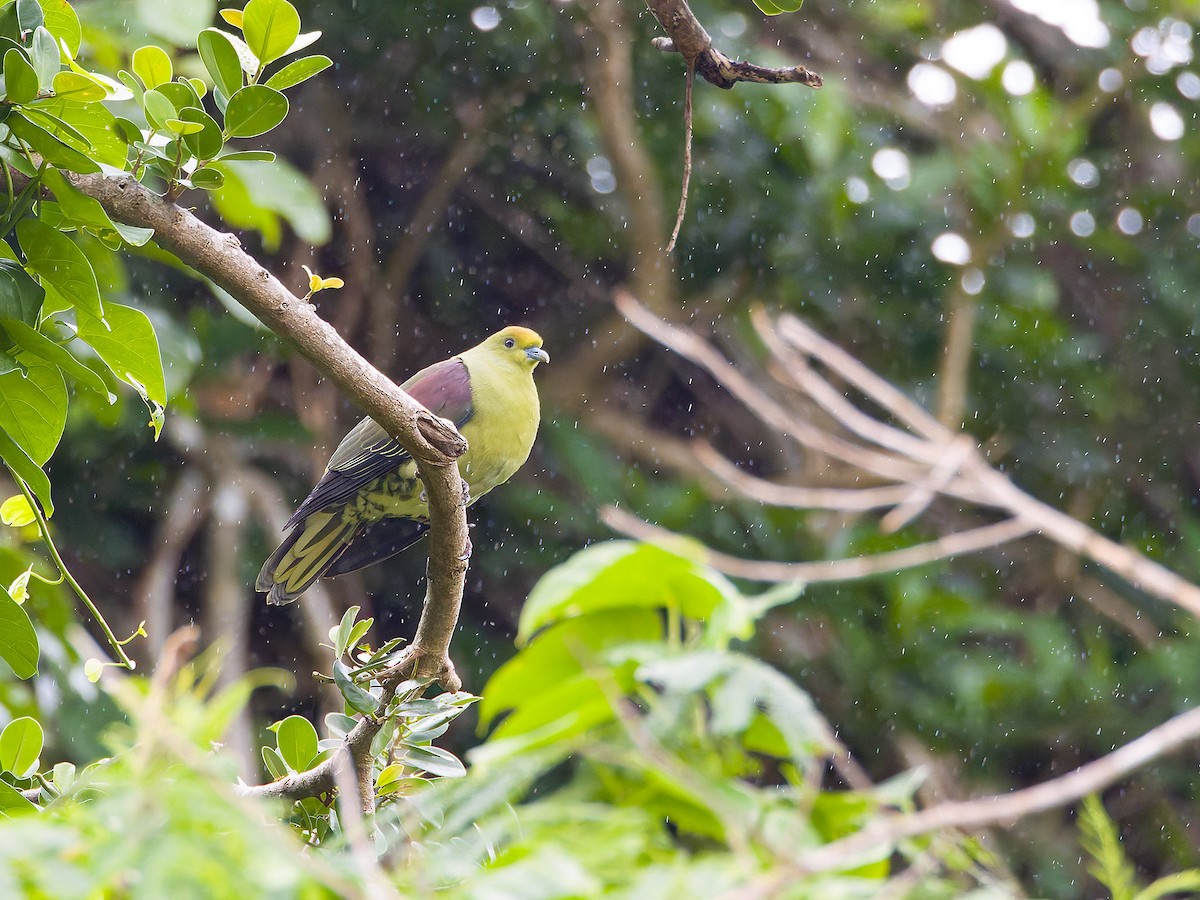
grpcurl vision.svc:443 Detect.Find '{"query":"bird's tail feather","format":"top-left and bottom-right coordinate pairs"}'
top-left (256, 511), bottom-right (357, 605)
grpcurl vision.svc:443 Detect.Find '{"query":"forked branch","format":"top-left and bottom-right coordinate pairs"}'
top-left (613, 289), bottom-right (1200, 620)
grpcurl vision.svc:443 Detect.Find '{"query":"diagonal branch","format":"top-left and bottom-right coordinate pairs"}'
top-left (55, 170), bottom-right (471, 687)
top-left (31, 169), bottom-right (474, 802)
top-left (793, 703), bottom-right (1200, 873)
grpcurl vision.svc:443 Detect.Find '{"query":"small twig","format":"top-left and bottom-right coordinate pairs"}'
top-left (615, 290), bottom-right (932, 485)
top-left (775, 314), bottom-right (948, 443)
top-left (645, 0), bottom-right (823, 91)
top-left (11, 470), bottom-right (136, 670)
top-left (794, 703), bottom-right (1200, 873)
top-left (693, 441), bottom-right (914, 512)
top-left (665, 58), bottom-right (695, 254)
top-left (603, 506), bottom-right (1034, 584)
top-left (879, 437), bottom-right (974, 533)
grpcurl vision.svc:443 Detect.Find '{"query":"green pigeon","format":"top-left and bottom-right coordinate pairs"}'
top-left (257, 326), bottom-right (548, 604)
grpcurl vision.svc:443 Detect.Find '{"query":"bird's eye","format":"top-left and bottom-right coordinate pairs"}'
top-left (504, 338), bottom-right (516, 348)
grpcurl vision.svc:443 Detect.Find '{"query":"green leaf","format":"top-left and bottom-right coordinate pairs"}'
top-left (1136, 871), bottom-right (1200, 900)
top-left (396, 743), bottom-right (466, 779)
top-left (17, 217), bottom-right (103, 319)
top-left (343, 619), bottom-right (372, 658)
top-left (274, 714), bottom-right (319, 772)
top-left (164, 118), bottom-right (202, 136)
top-left (0, 357), bottom-right (66, 465)
top-left (487, 674), bottom-right (615, 745)
top-left (283, 30), bottom-right (321, 56)
top-left (324, 712), bottom-right (356, 737)
top-left (752, 0), bottom-right (802, 13)
top-left (0, 589), bottom-right (38, 679)
top-left (6, 111), bottom-right (99, 173)
top-left (480, 608), bottom-right (661, 729)
top-left (0, 259), bottom-right (44, 326)
top-left (0, 429), bottom-right (51, 515)
top-left (517, 541), bottom-right (740, 642)
top-left (264, 54), bottom-right (330, 91)
top-left (19, 106), bottom-right (88, 150)
top-left (76, 302), bottom-right (166, 407)
top-left (50, 761), bottom-right (74, 792)
top-left (27, 98), bottom-right (127, 167)
top-left (141, 87), bottom-right (176, 132)
top-left (646, 651), bottom-right (835, 759)
top-left (36, 0), bottom-right (80, 57)
top-left (0, 716), bottom-right (42, 774)
top-left (1, 494), bottom-right (34, 526)
top-left (1080, 794), bottom-right (1138, 900)
top-left (0, 778), bottom-right (36, 815)
top-left (14, 0), bottom-right (42, 35)
top-left (332, 605), bottom-right (360, 658)
top-left (260, 745), bottom-right (287, 780)
top-left (4, 48), bottom-right (40, 104)
top-left (42, 167), bottom-right (153, 247)
top-left (131, 45), bottom-right (171, 89)
top-left (332, 660), bottom-right (378, 715)
top-left (223, 84), bottom-right (287, 138)
top-left (50, 71), bottom-right (106, 103)
top-left (242, 0), bottom-right (301, 68)
top-left (177, 106), bottom-right (222, 160)
top-left (197, 29), bottom-right (243, 99)
top-left (27, 26), bottom-right (57, 90)
top-left (215, 149), bottom-right (275, 162)
top-left (154, 79), bottom-right (200, 114)
top-left (0, 317), bottom-right (113, 402)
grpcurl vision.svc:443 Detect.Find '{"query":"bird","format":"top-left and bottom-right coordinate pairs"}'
top-left (257, 326), bottom-right (548, 605)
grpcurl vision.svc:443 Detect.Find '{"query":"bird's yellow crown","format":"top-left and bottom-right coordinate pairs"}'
top-left (476, 326), bottom-right (549, 367)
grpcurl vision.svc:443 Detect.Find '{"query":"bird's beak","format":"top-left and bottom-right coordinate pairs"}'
top-left (527, 346), bottom-right (550, 364)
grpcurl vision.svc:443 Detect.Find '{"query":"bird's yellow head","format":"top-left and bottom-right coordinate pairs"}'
top-left (480, 326), bottom-right (549, 370)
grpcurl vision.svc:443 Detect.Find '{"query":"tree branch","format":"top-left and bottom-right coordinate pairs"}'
top-left (646, 0), bottom-right (823, 90)
top-left (39, 169), bottom-right (473, 799)
top-left (603, 506), bottom-right (1034, 583)
top-left (616, 290), bottom-right (1200, 620)
top-left (793, 703), bottom-right (1200, 873)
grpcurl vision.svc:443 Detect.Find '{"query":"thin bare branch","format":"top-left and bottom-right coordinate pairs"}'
top-left (627, 296), bottom-right (1200, 620)
top-left (692, 441), bottom-right (914, 511)
top-left (755, 309), bottom-right (938, 464)
top-left (935, 286), bottom-right (977, 429)
top-left (603, 506), bottom-right (1035, 584)
top-left (775, 314), bottom-right (948, 442)
top-left (794, 703), bottom-right (1200, 873)
top-left (615, 290), bottom-right (932, 484)
top-left (665, 58), bottom-right (695, 255)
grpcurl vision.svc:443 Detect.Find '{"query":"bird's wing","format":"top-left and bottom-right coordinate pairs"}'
top-left (286, 357), bottom-right (474, 526)
top-left (324, 517), bottom-right (430, 576)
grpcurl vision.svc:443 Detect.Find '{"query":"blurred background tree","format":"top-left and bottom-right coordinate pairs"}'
top-left (4, 0), bottom-right (1200, 895)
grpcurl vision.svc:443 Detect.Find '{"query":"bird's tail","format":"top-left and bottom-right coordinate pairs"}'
top-left (256, 511), bottom-right (358, 605)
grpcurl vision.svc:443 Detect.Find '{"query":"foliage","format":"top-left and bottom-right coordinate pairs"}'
top-left (365, 541), bottom-right (1007, 895)
top-left (1078, 795), bottom-right (1200, 900)
top-left (0, 540), bottom-right (1015, 896)
top-left (0, 0), bottom-right (1197, 897)
top-left (0, 0), bottom-right (327, 671)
